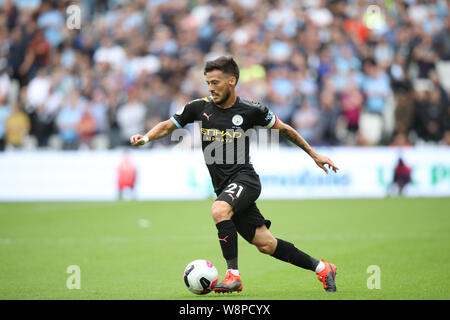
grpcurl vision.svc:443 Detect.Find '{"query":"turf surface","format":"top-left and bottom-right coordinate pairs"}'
top-left (0, 198), bottom-right (449, 300)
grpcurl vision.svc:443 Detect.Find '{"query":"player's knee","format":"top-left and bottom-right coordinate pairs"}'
top-left (211, 201), bottom-right (232, 223)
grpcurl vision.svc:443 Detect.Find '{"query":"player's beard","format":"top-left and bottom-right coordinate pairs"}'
top-left (214, 88), bottom-right (230, 106)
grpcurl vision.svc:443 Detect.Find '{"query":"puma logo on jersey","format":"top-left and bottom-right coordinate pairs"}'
top-left (227, 194), bottom-right (236, 202)
top-left (203, 112), bottom-right (213, 121)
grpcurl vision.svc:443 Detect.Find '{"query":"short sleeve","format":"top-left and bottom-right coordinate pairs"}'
top-left (253, 103), bottom-right (279, 129)
top-left (170, 98), bottom-right (205, 128)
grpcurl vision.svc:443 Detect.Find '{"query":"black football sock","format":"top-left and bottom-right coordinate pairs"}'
top-left (215, 220), bottom-right (238, 270)
top-left (271, 238), bottom-right (319, 272)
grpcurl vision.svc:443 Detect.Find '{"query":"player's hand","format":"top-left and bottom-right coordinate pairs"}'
top-left (130, 134), bottom-right (146, 146)
top-left (313, 154), bottom-right (339, 174)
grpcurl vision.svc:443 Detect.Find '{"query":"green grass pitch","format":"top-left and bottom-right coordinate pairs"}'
top-left (0, 198), bottom-right (449, 300)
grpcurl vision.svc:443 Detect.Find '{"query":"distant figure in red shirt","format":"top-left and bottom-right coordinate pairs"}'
top-left (393, 158), bottom-right (411, 196)
top-left (117, 154), bottom-right (136, 200)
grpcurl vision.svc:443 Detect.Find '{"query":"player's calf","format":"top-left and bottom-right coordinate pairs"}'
top-left (253, 237), bottom-right (277, 255)
top-left (252, 225), bottom-right (277, 255)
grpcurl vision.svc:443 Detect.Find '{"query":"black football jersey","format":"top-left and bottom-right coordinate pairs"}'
top-left (170, 96), bottom-right (279, 194)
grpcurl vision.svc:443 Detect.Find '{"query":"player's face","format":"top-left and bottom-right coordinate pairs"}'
top-left (205, 70), bottom-right (236, 105)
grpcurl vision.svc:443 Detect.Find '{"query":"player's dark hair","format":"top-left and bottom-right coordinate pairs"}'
top-left (204, 56), bottom-right (240, 84)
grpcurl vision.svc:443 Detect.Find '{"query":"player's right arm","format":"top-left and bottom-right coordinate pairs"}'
top-left (130, 98), bottom-right (205, 146)
top-left (130, 119), bottom-right (177, 146)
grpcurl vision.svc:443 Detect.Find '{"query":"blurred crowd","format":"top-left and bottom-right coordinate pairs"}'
top-left (0, 0), bottom-right (449, 151)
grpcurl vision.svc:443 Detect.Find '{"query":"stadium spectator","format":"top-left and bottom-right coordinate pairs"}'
top-left (359, 58), bottom-right (391, 144)
top-left (429, 69), bottom-right (449, 107)
top-left (26, 67), bottom-right (51, 111)
top-left (316, 47), bottom-right (333, 88)
top-left (89, 88), bottom-right (109, 135)
top-left (116, 86), bottom-right (146, 146)
top-left (339, 81), bottom-right (364, 140)
top-left (20, 27), bottom-right (50, 83)
top-left (77, 105), bottom-right (97, 149)
top-left (425, 86), bottom-right (446, 141)
top-left (31, 83), bottom-right (60, 148)
top-left (361, 58), bottom-right (391, 115)
top-left (374, 36), bottom-right (394, 70)
top-left (36, 1), bottom-right (65, 48)
top-left (413, 86), bottom-right (446, 143)
top-left (55, 89), bottom-right (85, 150)
top-left (4, 102), bottom-right (30, 148)
top-left (317, 89), bottom-right (340, 146)
top-left (411, 32), bottom-right (438, 79)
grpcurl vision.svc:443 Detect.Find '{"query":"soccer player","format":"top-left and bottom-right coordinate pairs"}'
top-left (130, 56), bottom-right (339, 293)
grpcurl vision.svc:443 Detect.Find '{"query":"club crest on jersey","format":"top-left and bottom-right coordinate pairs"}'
top-left (232, 114), bottom-right (244, 126)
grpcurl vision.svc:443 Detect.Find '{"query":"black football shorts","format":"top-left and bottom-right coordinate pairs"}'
top-left (215, 172), bottom-right (271, 243)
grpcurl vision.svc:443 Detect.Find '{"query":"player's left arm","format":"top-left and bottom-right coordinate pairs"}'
top-left (274, 119), bottom-right (339, 174)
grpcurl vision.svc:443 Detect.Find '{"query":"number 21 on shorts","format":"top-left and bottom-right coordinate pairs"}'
top-left (224, 183), bottom-right (244, 199)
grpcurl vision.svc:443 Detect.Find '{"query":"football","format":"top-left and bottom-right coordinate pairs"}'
top-left (183, 259), bottom-right (218, 295)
